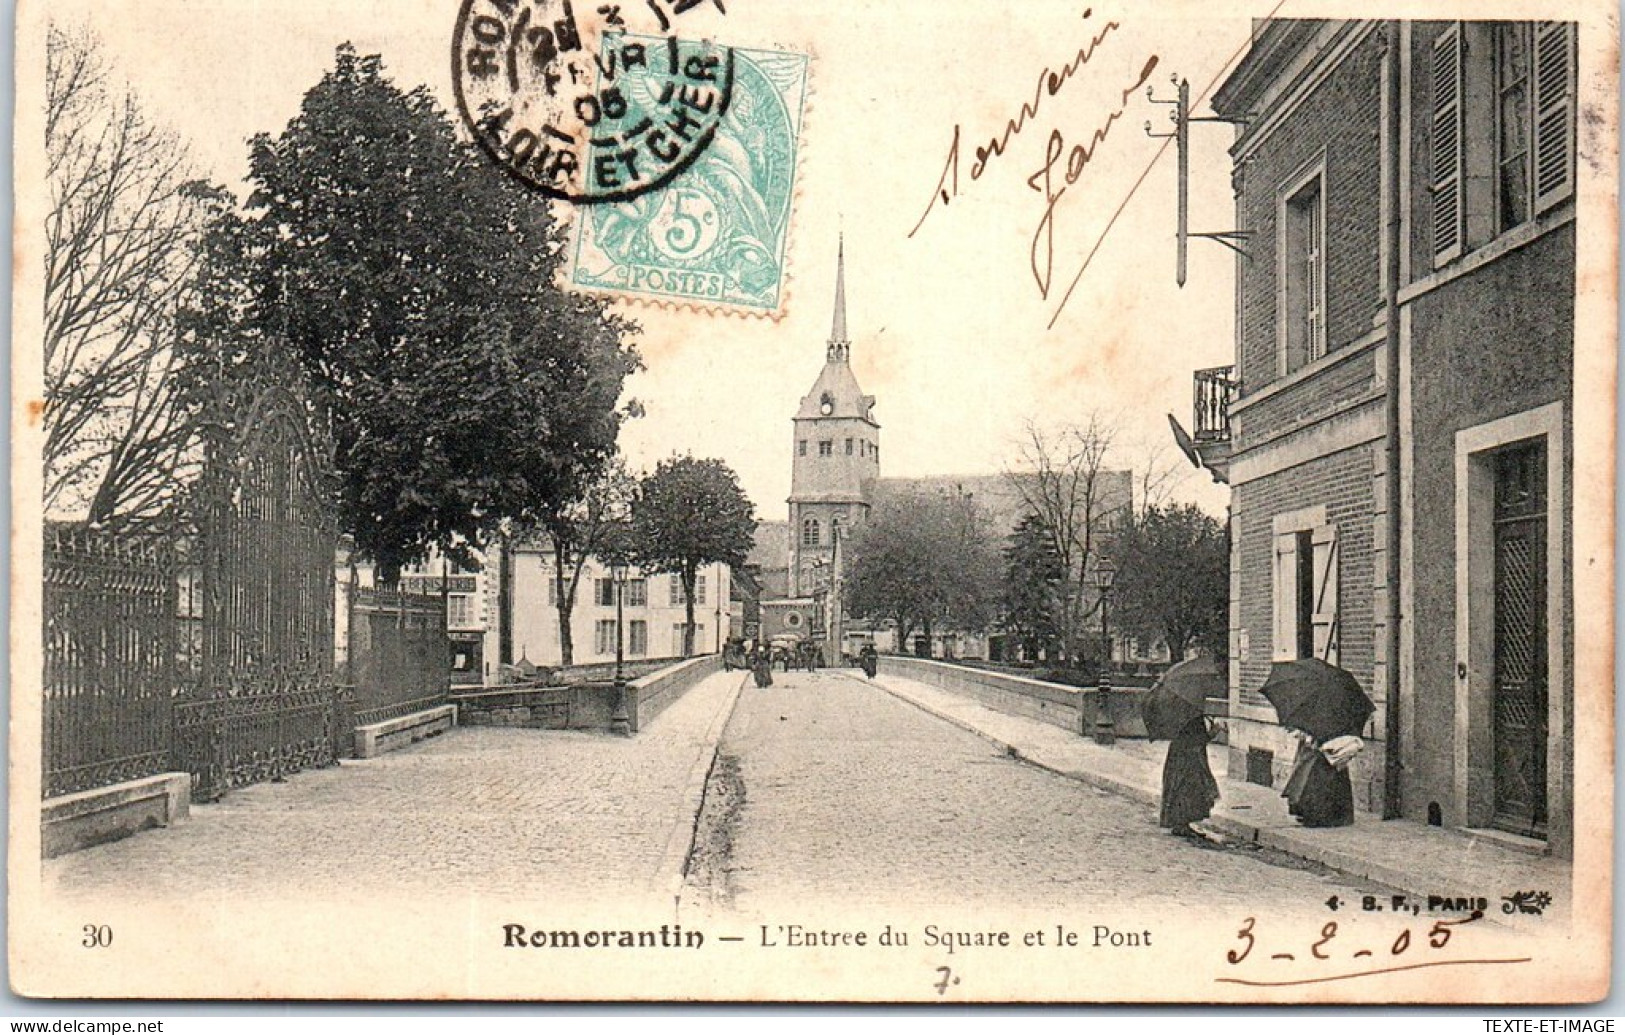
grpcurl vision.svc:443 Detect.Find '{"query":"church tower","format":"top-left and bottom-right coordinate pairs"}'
top-left (787, 239), bottom-right (879, 598)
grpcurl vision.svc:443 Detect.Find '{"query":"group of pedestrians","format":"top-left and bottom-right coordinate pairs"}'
top-left (728, 638), bottom-right (881, 689)
top-left (1152, 655), bottom-right (1370, 845)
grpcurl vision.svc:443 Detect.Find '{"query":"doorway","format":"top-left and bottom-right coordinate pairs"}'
top-left (1490, 440), bottom-right (1548, 837)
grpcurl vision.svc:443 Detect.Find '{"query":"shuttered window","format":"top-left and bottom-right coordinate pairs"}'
top-left (1272, 533), bottom-right (1299, 662)
top-left (1531, 21), bottom-right (1576, 213)
top-left (1310, 525), bottom-right (1340, 665)
top-left (1431, 23), bottom-right (1466, 265)
top-left (1496, 23), bottom-right (1533, 231)
top-left (1273, 524), bottom-right (1339, 664)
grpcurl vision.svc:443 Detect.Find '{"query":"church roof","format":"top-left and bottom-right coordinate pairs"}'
top-left (795, 237), bottom-right (877, 423)
top-left (875, 470), bottom-right (1133, 537)
top-left (748, 520), bottom-right (790, 571)
top-left (796, 360), bottom-right (877, 423)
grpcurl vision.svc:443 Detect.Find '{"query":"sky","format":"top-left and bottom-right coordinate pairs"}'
top-left (30, 0), bottom-right (1265, 523)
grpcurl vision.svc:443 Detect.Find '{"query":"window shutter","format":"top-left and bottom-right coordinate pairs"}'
top-left (1272, 533), bottom-right (1299, 661)
top-left (1310, 525), bottom-right (1340, 665)
top-left (1431, 24), bottom-right (1466, 264)
top-left (1532, 21), bottom-right (1576, 212)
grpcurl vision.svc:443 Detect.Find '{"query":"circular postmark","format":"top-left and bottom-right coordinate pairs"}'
top-left (452, 0), bottom-right (735, 203)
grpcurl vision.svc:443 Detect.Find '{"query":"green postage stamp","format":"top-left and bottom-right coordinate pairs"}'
top-left (568, 39), bottom-right (809, 316)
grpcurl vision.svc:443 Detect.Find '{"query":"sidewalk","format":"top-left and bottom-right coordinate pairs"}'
top-left (45, 669), bottom-right (746, 906)
top-left (864, 671), bottom-right (1571, 930)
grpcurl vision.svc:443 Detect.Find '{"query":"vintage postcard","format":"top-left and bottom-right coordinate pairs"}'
top-left (8, 0), bottom-right (1616, 1004)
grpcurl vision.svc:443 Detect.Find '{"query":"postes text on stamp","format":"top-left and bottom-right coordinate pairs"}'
top-left (568, 41), bottom-right (809, 315)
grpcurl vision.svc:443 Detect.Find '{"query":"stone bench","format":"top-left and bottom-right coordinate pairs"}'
top-left (354, 704), bottom-right (457, 759)
top-left (43, 772), bottom-right (191, 858)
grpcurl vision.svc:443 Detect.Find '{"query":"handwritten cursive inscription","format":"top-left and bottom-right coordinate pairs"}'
top-left (908, 10), bottom-right (1123, 239)
top-left (1025, 55), bottom-right (1159, 298)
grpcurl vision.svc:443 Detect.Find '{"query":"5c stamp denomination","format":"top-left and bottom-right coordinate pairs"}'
top-left (567, 41), bottom-right (808, 314)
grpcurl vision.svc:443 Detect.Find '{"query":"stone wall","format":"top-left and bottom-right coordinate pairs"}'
top-left (879, 657), bottom-right (1149, 739)
top-left (455, 655), bottom-right (725, 733)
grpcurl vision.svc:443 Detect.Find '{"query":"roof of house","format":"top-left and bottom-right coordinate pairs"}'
top-left (748, 519), bottom-right (790, 571)
top-left (874, 470), bottom-right (1132, 538)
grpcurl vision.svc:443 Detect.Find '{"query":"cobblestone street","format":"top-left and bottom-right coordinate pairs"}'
top-left (44, 671), bottom-right (744, 906)
top-left (695, 669), bottom-right (1388, 920)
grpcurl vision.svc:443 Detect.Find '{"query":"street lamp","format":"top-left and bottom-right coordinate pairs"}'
top-left (610, 560), bottom-right (631, 737)
top-left (1091, 558), bottom-right (1117, 746)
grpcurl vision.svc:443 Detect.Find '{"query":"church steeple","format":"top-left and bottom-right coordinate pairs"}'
top-left (827, 235), bottom-right (848, 362)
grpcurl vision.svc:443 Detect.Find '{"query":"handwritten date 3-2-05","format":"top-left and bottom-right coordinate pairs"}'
top-left (1217, 911), bottom-right (1532, 988)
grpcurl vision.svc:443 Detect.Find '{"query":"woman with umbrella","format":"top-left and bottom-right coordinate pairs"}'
top-left (1260, 658), bottom-right (1373, 828)
top-left (1142, 657), bottom-right (1224, 841)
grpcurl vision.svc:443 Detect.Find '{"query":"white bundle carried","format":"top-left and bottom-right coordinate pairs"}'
top-left (1321, 735), bottom-right (1365, 771)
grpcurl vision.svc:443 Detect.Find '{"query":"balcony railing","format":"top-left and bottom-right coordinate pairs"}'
top-left (1193, 366), bottom-right (1237, 442)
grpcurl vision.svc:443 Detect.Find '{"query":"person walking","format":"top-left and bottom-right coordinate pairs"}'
top-left (1160, 715), bottom-right (1219, 840)
top-left (1282, 730), bottom-right (1361, 827)
top-left (858, 643), bottom-right (878, 679)
top-left (751, 646), bottom-right (774, 689)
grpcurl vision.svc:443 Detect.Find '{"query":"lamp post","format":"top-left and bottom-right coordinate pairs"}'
top-left (610, 560), bottom-right (631, 737)
top-left (1091, 558), bottom-right (1117, 746)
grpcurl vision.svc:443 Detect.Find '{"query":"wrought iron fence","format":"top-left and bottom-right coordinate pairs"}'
top-left (346, 584), bottom-right (451, 730)
top-left (42, 525), bottom-right (176, 799)
top-left (41, 385), bottom-right (456, 807)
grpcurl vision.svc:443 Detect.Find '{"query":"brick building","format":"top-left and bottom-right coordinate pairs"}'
top-left (1189, 19), bottom-right (1575, 854)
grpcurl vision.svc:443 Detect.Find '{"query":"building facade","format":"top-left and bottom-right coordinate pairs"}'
top-left (335, 540), bottom-right (497, 687)
top-left (1192, 19), bottom-right (1575, 854)
top-left (506, 543), bottom-right (732, 670)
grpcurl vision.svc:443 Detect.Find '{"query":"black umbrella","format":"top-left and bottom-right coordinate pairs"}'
top-left (1259, 658), bottom-right (1374, 743)
top-left (1142, 655), bottom-right (1226, 741)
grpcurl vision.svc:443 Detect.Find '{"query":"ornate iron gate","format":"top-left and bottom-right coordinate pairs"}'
top-left (1491, 440), bottom-right (1548, 838)
top-left (175, 387), bottom-right (338, 801)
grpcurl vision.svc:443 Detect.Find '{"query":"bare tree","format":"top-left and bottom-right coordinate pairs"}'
top-left (44, 24), bottom-right (208, 530)
top-left (1003, 415), bottom-right (1134, 665)
top-left (1128, 439), bottom-right (1187, 517)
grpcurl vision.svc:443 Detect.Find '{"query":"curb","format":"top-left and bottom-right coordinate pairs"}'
top-left (657, 669), bottom-right (750, 908)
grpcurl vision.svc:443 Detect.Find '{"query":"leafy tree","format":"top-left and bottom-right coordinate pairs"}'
top-left (183, 45), bottom-right (639, 577)
top-left (44, 25), bottom-right (214, 530)
top-left (846, 488), bottom-right (1000, 652)
top-left (538, 461), bottom-right (637, 666)
top-left (629, 456), bottom-right (756, 657)
top-left (1002, 512), bottom-right (1065, 660)
top-left (1109, 503), bottom-right (1228, 660)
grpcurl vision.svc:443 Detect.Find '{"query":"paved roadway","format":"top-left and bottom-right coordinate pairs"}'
top-left (696, 668), bottom-right (1385, 919)
top-left (45, 665), bottom-right (1380, 921)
